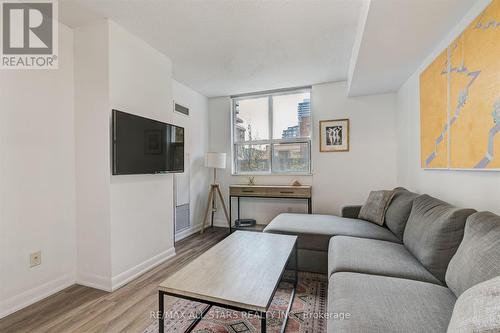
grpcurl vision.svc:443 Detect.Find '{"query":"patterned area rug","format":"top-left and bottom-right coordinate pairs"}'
top-left (144, 272), bottom-right (327, 333)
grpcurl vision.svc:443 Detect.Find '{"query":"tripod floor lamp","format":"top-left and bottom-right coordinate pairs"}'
top-left (201, 152), bottom-right (231, 233)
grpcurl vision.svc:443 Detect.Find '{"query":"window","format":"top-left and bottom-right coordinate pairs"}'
top-left (232, 88), bottom-right (311, 174)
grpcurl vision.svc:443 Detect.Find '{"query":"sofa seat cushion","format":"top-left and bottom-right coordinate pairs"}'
top-left (328, 236), bottom-right (442, 285)
top-left (328, 272), bottom-right (456, 333)
top-left (264, 213), bottom-right (401, 252)
top-left (446, 211), bottom-right (500, 297)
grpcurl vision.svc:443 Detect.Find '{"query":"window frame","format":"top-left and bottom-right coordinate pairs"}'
top-left (231, 87), bottom-right (312, 175)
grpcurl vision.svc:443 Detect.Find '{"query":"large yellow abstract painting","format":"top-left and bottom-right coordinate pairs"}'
top-left (420, 0), bottom-right (500, 170)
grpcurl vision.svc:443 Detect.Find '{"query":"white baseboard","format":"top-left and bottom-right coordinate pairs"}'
top-left (175, 224), bottom-right (202, 241)
top-left (76, 271), bottom-right (113, 292)
top-left (110, 247), bottom-right (176, 291)
top-left (0, 248), bottom-right (177, 320)
top-left (0, 272), bottom-right (75, 319)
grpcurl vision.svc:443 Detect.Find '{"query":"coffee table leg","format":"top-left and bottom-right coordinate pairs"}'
top-left (294, 242), bottom-right (298, 287)
top-left (159, 291), bottom-right (164, 333)
top-left (261, 311), bottom-right (267, 333)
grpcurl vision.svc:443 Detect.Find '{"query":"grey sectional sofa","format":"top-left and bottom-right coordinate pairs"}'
top-left (263, 188), bottom-right (500, 332)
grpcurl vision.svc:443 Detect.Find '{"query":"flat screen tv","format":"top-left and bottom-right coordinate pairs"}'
top-left (112, 109), bottom-right (184, 175)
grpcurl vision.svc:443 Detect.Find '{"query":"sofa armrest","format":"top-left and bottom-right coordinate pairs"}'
top-left (341, 205), bottom-right (362, 218)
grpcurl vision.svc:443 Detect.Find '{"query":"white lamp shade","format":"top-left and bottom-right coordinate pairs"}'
top-left (205, 152), bottom-right (226, 169)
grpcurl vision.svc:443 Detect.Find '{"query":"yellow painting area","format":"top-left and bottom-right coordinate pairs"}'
top-left (420, 51), bottom-right (448, 168)
top-left (420, 0), bottom-right (500, 170)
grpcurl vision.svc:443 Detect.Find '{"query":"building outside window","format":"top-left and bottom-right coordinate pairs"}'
top-left (231, 88), bottom-right (311, 174)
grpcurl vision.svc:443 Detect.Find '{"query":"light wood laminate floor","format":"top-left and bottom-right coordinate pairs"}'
top-left (0, 227), bottom-right (228, 333)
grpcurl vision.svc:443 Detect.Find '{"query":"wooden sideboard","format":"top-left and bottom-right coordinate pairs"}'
top-left (229, 185), bottom-right (312, 232)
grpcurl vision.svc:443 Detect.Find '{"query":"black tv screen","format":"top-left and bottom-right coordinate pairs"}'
top-left (112, 110), bottom-right (184, 175)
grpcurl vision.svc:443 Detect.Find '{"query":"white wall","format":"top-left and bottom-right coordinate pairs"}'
top-left (208, 81), bottom-right (398, 225)
top-left (172, 80), bottom-right (210, 238)
top-left (312, 82), bottom-right (398, 214)
top-left (74, 20), bottom-right (112, 291)
top-left (0, 17), bottom-right (208, 318)
top-left (0, 24), bottom-right (76, 318)
top-left (108, 21), bottom-right (176, 285)
top-left (74, 19), bottom-right (178, 291)
top-left (396, 0), bottom-right (500, 214)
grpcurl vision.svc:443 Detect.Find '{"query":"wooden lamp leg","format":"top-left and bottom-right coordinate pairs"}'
top-left (215, 185), bottom-right (231, 228)
top-left (201, 186), bottom-right (214, 234)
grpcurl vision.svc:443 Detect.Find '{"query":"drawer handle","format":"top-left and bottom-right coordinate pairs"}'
top-left (280, 191), bottom-right (295, 194)
top-left (242, 190), bottom-right (255, 193)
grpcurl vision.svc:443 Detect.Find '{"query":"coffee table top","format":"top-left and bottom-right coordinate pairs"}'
top-left (159, 231), bottom-right (297, 312)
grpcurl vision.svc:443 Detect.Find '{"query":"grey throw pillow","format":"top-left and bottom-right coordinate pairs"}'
top-left (446, 212), bottom-right (500, 297)
top-left (384, 187), bottom-right (420, 240)
top-left (403, 195), bottom-right (476, 283)
top-left (358, 190), bottom-right (395, 226)
top-left (447, 276), bottom-right (500, 333)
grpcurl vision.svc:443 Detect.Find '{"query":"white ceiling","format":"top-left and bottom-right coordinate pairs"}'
top-left (59, 0), bottom-right (478, 98)
top-left (60, 0), bottom-right (363, 97)
top-left (347, 0), bottom-right (477, 96)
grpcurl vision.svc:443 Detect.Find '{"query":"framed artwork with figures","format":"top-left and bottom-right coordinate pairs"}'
top-left (319, 119), bottom-right (349, 152)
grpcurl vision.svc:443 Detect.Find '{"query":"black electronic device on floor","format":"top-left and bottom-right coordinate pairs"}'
top-left (234, 219), bottom-right (256, 227)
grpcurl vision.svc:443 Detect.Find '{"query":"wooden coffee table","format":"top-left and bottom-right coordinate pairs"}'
top-left (158, 231), bottom-right (298, 333)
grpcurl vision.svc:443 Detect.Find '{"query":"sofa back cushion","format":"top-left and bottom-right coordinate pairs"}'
top-left (447, 276), bottom-right (500, 333)
top-left (403, 195), bottom-right (475, 282)
top-left (445, 212), bottom-right (500, 297)
top-left (385, 187), bottom-right (419, 240)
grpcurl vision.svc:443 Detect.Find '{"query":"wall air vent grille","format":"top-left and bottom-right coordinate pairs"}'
top-left (174, 103), bottom-right (189, 116)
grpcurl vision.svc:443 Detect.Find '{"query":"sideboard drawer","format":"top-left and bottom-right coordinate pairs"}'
top-left (230, 186), bottom-right (311, 198)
